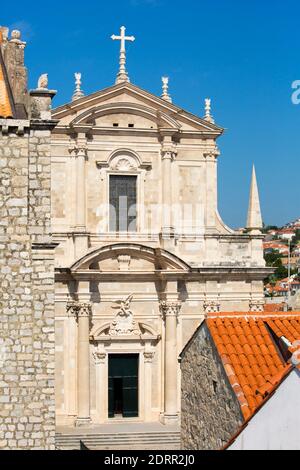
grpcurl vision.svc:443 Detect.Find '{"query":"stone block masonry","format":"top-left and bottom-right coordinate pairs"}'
top-left (0, 120), bottom-right (56, 450)
top-left (180, 323), bottom-right (244, 450)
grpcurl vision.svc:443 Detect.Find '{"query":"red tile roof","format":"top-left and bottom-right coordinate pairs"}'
top-left (264, 303), bottom-right (285, 312)
top-left (0, 32), bottom-right (13, 118)
top-left (207, 311), bottom-right (300, 420)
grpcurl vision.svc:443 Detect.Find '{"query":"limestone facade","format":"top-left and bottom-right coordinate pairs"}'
top-left (0, 24), bottom-right (272, 434)
top-left (51, 82), bottom-right (272, 426)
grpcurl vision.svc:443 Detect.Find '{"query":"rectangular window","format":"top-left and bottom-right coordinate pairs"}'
top-left (109, 175), bottom-right (137, 232)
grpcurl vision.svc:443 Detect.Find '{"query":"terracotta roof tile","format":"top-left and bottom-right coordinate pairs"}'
top-left (207, 311), bottom-right (300, 419)
top-left (0, 34), bottom-right (13, 119)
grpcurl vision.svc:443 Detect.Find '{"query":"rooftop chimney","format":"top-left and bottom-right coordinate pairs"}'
top-left (0, 26), bottom-right (28, 113)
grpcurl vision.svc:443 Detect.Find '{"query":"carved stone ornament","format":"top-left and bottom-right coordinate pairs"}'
top-left (93, 351), bottom-right (106, 365)
top-left (37, 73), bottom-right (48, 90)
top-left (143, 351), bottom-right (154, 363)
top-left (117, 254), bottom-right (131, 271)
top-left (110, 294), bottom-right (140, 336)
top-left (68, 143), bottom-right (87, 158)
top-left (110, 155), bottom-right (138, 171)
top-left (203, 300), bottom-right (220, 313)
top-left (67, 301), bottom-right (92, 319)
top-left (249, 300), bottom-right (265, 312)
top-left (159, 300), bottom-right (182, 318)
top-left (161, 146), bottom-right (177, 161)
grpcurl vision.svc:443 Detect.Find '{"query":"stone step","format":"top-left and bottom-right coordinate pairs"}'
top-left (56, 431), bottom-right (181, 450)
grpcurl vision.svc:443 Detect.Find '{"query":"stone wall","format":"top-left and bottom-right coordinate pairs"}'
top-left (0, 120), bottom-right (56, 449)
top-left (180, 322), bottom-right (243, 450)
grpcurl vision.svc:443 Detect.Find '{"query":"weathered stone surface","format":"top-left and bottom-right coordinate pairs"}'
top-left (0, 123), bottom-right (55, 450)
top-left (180, 323), bottom-right (243, 450)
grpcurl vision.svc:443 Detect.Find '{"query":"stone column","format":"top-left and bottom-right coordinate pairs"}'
top-left (93, 350), bottom-right (106, 423)
top-left (67, 299), bottom-right (92, 426)
top-left (143, 351), bottom-right (154, 422)
top-left (160, 299), bottom-right (181, 424)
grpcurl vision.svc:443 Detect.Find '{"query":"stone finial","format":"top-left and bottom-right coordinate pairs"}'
top-left (161, 77), bottom-right (172, 103)
top-left (37, 74), bottom-right (48, 90)
top-left (246, 165), bottom-right (263, 233)
top-left (204, 98), bottom-right (215, 123)
top-left (111, 26), bottom-right (135, 84)
top-left (72, 72), bottom-right (84, 101)
top-left (10, 30), bottom-right (21, 41)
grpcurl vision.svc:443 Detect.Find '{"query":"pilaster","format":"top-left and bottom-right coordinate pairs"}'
top-left (69, 132), bottom-right (90, 259)
top-left (67, 297), bottom-right (92, 427)
top-left (159, 295), bottom-right (181, 425)
top-left (160, 132), bottom-right (177, 249)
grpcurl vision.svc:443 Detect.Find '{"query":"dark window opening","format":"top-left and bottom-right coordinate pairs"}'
top-left (109, 175), bottom-right (137, 232)
top-left (128, 123), bottom-right (134, 128)
top-left (265, 322), bottom-right (293, 364)
top-left (212, 380), bottom-right (218, 393)
top-left (113, 123), bottom-right (119, 127)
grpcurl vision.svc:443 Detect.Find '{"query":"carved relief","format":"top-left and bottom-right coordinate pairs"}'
top-left (159, 300), bottom-right (182, 318)
top-left (110, 294), bottom-right (140, 336)
top-left (67, 301), bottom-right (92, 320)
top-left (109, 154), bottom-right (138, 171)
top-left (249, 300), bottom-right (265, 312)
top-left (203, 300), bottom-right (220, 314)
top-left (117, 254), bottom-right (131, 271)
top-left (143, 351), bottom-right (155, 363)
top-left (93, 351), bottom-right (106, 365)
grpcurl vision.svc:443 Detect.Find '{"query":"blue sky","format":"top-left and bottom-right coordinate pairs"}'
top-left (2, 0), bottom-right (300, 228)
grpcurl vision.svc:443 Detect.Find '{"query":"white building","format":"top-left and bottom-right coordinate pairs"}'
top-left (228, 367), bottom-right (300, 450)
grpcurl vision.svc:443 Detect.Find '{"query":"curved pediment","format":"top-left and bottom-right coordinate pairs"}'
top-left (90, 320), bottom-right (160, 341)
top-left (70, 102), bottom-right (181, 130)
top-left (70, 243), bottom-right (191, 272)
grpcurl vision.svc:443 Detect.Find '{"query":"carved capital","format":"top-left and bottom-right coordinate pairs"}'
top-left (93, 351), bottom-right (106, 365)
top-left (159, 300), bottom-right (181, 318)
top-left (68, 144), bottom-right (88, 158)
top-left (249, 300), bottom-right (265, 312)
top-left (204, 147), bottom-right (220, 160)
top-left (203, 300), bottom-right (220, 314)
top-left (161, 143), bottom-right (177, 161)
top-left (161, 149), bottom-right (177, 161)
top-left (67, 301), bottom-right (92, 320)
top-left (143, 351), bottom-right (154, 363)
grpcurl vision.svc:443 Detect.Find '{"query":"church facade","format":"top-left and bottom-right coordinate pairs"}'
top-left (0, 24), bottom-right (272, 445)
top-left (51, 28), bottom-right (270, 427)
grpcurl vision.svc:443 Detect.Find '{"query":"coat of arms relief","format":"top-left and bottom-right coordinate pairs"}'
top-left (110, 294), bottom-right (140, 336)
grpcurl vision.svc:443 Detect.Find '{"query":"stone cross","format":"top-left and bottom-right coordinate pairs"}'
top-left (111, 26), bottom-right (135, 84)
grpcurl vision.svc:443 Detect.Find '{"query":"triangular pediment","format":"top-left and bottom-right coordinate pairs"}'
top-left (52, 82), bottom-right (223, 135)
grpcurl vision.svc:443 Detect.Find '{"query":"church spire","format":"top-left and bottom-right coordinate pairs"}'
top-left (161, 77), bottom-right (172, 103)
top-left (111, 26), bottom-right (135, 84)
top-left (246, 165), bottom-right (263, 233)
top-left (72, 73), bottom-right (84, 101)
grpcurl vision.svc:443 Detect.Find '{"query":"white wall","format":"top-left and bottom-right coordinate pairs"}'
top-left (228, 368), bottom-right (300, 450)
